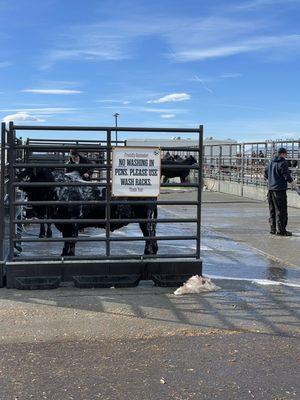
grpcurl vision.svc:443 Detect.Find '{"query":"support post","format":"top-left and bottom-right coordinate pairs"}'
top-left (196, 125), bottom-right (203, 260)
top-left (0, 123), bottom-right (5, 262)
top-left (105, 130), bottom-right (111, 257)
top-left (8, 122), bottom-right (15, 261)
top-left (218, 145), bottom-right (222, 191)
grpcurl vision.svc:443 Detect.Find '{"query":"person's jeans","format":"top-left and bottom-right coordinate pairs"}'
top-left (267, 190), bottom-right (288, 233)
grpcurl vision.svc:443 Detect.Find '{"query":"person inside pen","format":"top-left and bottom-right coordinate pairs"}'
top-left (66, 149), bottom-right (93, 180)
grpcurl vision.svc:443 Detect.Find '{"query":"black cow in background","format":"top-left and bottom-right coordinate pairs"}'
top-left (161, 155), bottom-right (197, 183)
top-left (17, 167), bottom-right (55, 238)
top-left (18, 169), bottom-right (158, 257)
top-left (288, 160), bottom-right (298, 168)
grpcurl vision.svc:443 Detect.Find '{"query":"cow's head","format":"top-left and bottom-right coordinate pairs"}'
top-left (189, 155), bottom-right (197, 164)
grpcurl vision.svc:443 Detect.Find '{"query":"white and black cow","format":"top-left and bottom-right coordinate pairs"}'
top-left (18, 169), bottom-right (158, 257)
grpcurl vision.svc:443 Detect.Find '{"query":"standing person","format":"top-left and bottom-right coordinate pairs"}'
top-left (264, 148), bottom-right (293, 236)
top-left (66, 149), bottom-right (93, 180)
top-left (258, 150), bottom-right (265, 166)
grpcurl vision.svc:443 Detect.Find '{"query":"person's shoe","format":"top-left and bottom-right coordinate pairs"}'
top-left (270, 229), bottom-right (276, 235)
top-left (276, 230), bottom-right (292, 236)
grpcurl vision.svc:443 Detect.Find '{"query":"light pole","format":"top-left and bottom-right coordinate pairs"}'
top-left (113, 113), bottom-right (119, 145)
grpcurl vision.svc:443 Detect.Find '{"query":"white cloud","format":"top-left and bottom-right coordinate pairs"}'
top-left (41, 13), bottom-right (300, 68)
top-left (22, 89), bottom-right (82, 95)
top-left (139, 107), bottom-right (187, 114)
top-left (0, 61), bottom-right (11, 68)
top-left (96, 99), bottom-right (131, 104)
top-left (233, 0), bottom-right (298, 11)
top-left (0, 107), bottom-right (77, 115)
top-left (147, 93), bottom-right (190, 104)
top-left (2, 112), bottom-right (45, 123)
top-left (160, 114), bottom-right (175, 119)
top-left (100, 105), bottom-right (188, 114)
top-left (219, 73), bottom-right (242, 79)
top-left (173, 34), bottom-right (300, 61)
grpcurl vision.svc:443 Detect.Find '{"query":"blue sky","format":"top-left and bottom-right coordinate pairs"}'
top-left (1, 0), bottom-right (300, 141)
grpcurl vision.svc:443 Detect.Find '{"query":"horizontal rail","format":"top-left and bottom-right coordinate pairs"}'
top-left (161, 183), bottom-right (198, 187)
top-left (26, 139), bottom-right (109, 143)
top-left (13, 162), bottom-right (200, 170)
top-left (14, 182), bottom-right (198, 188)
top-left (15, 145), bottom-right (201, 152)
top-left (12, 253), bottom-right (197, 262)
top-left (160, 146), bottom-right (200, 151)
top-left (13, 200), bottom-right (199, 206)
top-left (14, 218), bottom-right (198, 224)
top-left (14, 125), bottom-right (202, 133)
top-left (14, 235), bottom-right (196, 243)
top-left (14, 145), bottom-right (110, 151)
top-left (13, 163), bottom-right (106, 169)
top-left (14, 182), bottom-right (108, 187)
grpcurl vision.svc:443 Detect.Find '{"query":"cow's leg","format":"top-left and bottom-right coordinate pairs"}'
top-left (139, 206), bottom-right (158, 255)
top-left (68, 224), bottom-right (78, 256)
top-left (46, 223), bottom-right (52, 238)
top-left (45, 206), bottom-right (52, 237)
top-left (61, 243), bottom-right (70, 257)
top-left (61, 228), bottom-right (70, 256)
top-left (150, 206), bottom-right (158, 254)
top-left (39, 223), bottom-right (46, 238)
top-left (36, 207), bottom-right (46, 237)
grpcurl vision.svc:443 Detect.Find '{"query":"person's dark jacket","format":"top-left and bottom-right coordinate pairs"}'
top-left (264, 156), bottom-right (293, 190)
top-left (66, 155), bottom-right (93, 179)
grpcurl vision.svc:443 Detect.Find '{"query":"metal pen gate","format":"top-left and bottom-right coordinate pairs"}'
top-left (3, 122), bottom-right (203, 289)
top-left (203, 140), bottom-right (300, 188)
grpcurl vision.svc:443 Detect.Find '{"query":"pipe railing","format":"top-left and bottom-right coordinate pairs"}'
top-left (203, 141), bottom-right (300, 188)
top-left (7, 123), bottom-right (203, 262)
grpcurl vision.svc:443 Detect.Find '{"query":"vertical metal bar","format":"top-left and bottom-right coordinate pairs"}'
top-left (218, 145), bottom-right (222, 189)
top-left (0, 123), bottom-right (6, 261)
top-left (229, 144), bottom-right (234, 181)
top-left (196, 125), bottom-right (203, 259)
top-left (105, 130), bottom-right (111, 256)
top-left (256, 143), bottom-right (258, 185)
top-left (8, 122), bottom-right (15, 261)
top-left (210, 145), bottom-right (213, 178)
top-left (241, 143), bottom-right (245, 188)
top-left (298, 141), bottom-right (300, 185)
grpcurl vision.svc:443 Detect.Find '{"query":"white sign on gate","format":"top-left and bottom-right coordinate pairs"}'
top-left (112, 147), bottom-right (161, 197)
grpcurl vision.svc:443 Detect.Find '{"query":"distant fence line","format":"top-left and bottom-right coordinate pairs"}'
top-left (202, 140), bottom-right (300, 189)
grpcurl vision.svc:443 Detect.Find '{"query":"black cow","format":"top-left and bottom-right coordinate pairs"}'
top-left (17, 167), bottom-right (55, 238)
top-left (161, 155), bottom-right (197, 183)
top-left (288, 160), bottom-right (298, 168)
top-left (18, 169), bottom-right (158, 257)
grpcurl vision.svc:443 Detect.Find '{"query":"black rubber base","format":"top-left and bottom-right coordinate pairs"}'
top-left (5, 259), bottom-right (203, 290)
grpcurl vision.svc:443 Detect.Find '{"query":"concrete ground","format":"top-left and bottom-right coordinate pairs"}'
top-left (0, 190), bottom-right (299, 400)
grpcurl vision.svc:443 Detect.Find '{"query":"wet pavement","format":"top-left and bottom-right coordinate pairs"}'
top-left (0, 190), bottom-right (299, 399)
top-left (17, 190), bottom-right (300, 286)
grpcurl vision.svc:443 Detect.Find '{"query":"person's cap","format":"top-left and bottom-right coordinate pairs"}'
top-left (277, 147), bottom-right (287, 154)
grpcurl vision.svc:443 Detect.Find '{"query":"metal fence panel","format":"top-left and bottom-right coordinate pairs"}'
top-left (5, 123), bottom-right (203, 289)
top-left (203, 140), bottom-right (300, 188)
